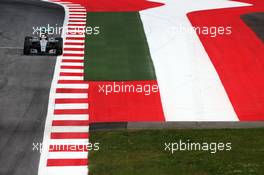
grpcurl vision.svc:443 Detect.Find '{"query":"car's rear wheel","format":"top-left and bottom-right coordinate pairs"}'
top-left (55, 37), bottom-right (63, 55)
top-left (23, 37), bottom-right (32, 55)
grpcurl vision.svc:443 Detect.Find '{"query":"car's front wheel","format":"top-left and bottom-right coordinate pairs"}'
top-left (55, 37), bottom-right (63, 56)
top-left (23, 37), bottom-right (32, 55)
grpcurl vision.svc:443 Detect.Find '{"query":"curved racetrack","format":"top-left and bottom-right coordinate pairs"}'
top-left (0, 0), bottom-right (64, 174)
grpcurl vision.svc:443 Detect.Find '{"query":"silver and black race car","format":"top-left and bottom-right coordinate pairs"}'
top-left (23, 30), bottom-right (63, 55)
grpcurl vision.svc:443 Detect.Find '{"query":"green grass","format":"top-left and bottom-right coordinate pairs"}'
top-left (89, 129), bottom-right (264, 175)
top-left (84, 12), bottom-right (156, 81)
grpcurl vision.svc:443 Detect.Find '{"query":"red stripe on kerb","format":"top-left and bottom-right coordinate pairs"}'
top-left (66, 37), bottom-right (85, 40)
top-left (62, 59), bottom-right (84, 62)
top-left (66, 31), bottom-right (84, 37)
top-left (69, 17), bottom-right (86, 19)
top-left (51, 132), bottom-right (89, 139)
top-left (60, 72), bottom-right (84, 76)
top-left (56, 88), bottom-right (87, 93)
top-left (63, 0), bottom-right (164, 12)
top-left (63, 53), bottom-right (84, 57)
top-left (55, 98), bottom-right (89, 104)
top-left (68, 24), bottom-right (86, 26)
top-left (47, 158), bottom-right (88, 166)
top-left (60, 65), bottom-right (84, 69)
top-left (64, 42), bottom-right (84, 45)
top-left (58, 80), bottom-right (87, 84)
top-left (67, 27), bottom-right (85, 30)
top-left (69, 10), bottom-right (86, 13)
top-left (64, 48), bottom-right (84, 51)
top-left (187, 0), bottom-right (264, 121)
top-left (69, 14), bottom-right (86, 16)
top-left (54, 109), bottom-right (89, 115)
top-left (69, 20), bottom-right (86, 22)
top-left (52, 120), bottom-right (89, 126)
top-left (68, 7), bottom-right (85, 9)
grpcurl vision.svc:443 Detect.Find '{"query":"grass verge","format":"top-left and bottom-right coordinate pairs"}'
top-left (84, 12), bottom-right (156, 81)
top-left (89, 128), bottom-right (264, 175)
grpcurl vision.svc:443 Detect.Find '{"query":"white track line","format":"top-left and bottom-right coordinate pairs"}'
top-left (139, 0), bottom-right (250, 121)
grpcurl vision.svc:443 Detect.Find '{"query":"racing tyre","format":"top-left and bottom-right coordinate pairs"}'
top-left (23, 37), bottom-right (32, 55)
top-left (55, 37), bottom-right (63, 55)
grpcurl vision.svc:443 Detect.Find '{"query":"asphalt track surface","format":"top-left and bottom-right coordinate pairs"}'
top-left (0, 0), bottom-right (64, 174)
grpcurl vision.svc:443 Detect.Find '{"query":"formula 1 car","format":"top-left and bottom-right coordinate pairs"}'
top-left (23, 29), bottom-right (63, 55)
